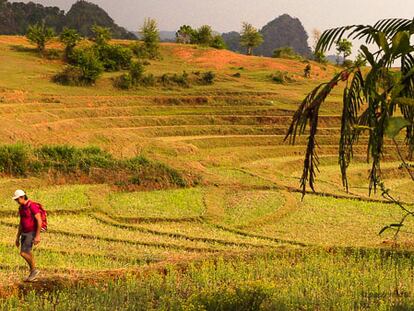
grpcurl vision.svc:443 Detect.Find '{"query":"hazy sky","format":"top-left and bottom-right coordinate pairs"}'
top-left (15, 0), bottom-right (414, 35)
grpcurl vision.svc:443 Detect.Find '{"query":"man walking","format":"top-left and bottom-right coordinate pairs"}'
top-left (13, 190), bottom-right (42, 282)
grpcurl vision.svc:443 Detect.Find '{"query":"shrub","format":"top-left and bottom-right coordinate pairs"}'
top-left (129, 61), bottom-right (145, 83)
top-left (45, 48), bottom-right (61, 60)
top-left (35, 145), bottom-right (114, 173)
top-left (113, 74), bottom-right (133, 90)
top-left (53, 66), bottom-right (84, 86)
top-left (113, 62), bottom-right (146, 89)
top-left (273, 46), bottom-right (303, 60)
top-left (270, 71), bottom-right (294, 84)
top-left (210, 35), bottom-right (227, 49)
top-left (66, 48), bottom-right (104, 84)
top-left (159, 72), bottom-right (190, 88)
top-left (140, 73), bottom-right (156, 87)
top-left (200, 71), bottom-right (215, 85)
top-left (95, 44), bottom-right (133, 71)
top-left (0, 144), bottom-right (31, 176)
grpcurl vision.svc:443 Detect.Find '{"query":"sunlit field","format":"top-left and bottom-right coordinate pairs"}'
top-left (0, 35), bottom-right (413, 310)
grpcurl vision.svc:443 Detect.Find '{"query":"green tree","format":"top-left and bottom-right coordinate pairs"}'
top-left (336, 38), bottom-right (352, 65)
top-left (26, 22), bottom-right (55, 55)
top-left (176, 25), bottom-right (193, 44)
top-left (210, 35), bottom-right (227, 50)
top-left (59, 27), bottom-right (81, 60)
top-left (240, 22), bottom-right (263, 55)
top-left (91, 25), bottom-right (111, 46)
top-left (195, 25), bottom-right (213, 45)
top-left (139, 18), bottom-right (160, 59)
top-left (285, 18), bottom-right (414, 240)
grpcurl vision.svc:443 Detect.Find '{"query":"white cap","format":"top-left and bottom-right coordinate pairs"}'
top-left (12, 189), bottom-right (26, 200)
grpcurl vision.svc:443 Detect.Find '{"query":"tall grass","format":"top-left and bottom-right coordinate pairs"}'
top-left (0, 144), bottom-right (188, 188)
top-left (2, 249), bottom-right (414, 310)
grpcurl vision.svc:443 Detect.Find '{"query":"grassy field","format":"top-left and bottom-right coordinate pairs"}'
top-left (0, 36), bottom-right (413, 309)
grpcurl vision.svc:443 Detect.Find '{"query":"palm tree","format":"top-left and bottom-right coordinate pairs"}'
top-left (285, 18), bottom-right (414, 238)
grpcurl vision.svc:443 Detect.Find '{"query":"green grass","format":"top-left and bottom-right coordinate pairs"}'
top-left (105, 188), bottom-right (205, 219)
top-left (3, 249), bottom-right (414, 310)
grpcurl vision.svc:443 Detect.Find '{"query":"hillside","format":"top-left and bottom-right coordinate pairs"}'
top-left (0, 0), bottom-right (135, 39)
top-left (1, 36), bottom-right (414, 307)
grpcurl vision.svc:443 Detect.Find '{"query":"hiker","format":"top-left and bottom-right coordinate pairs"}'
top-left (14, 190), bottom-right (42, 282)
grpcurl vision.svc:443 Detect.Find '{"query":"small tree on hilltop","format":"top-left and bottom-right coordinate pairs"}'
top-left (26, 23), bottom-right (55, 55)
top-left (60, 28), bottom-right (81, 60)
top-left (176, 25), bottom-right (193, 44)
top-left (336, 38), bottom-right (352, 65)
top-left (240, 22), bottom-right (264, 56)
top-left (195, 25), bottom-right (213, 46)
top-left (139, 18), bottom-right (160, 59)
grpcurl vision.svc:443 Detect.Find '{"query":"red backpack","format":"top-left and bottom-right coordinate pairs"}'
top-left (29, 201), bottom-right (48, 232)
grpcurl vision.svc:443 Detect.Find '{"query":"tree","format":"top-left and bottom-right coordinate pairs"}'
top-left (139, 18), bottom-right (160, 59)
top-left (195, 25), bottom-right (213, 45)
top-left (91, 25), bottom-right (111, 46)
top-left (240, 22), bottom-right (263, 55)
top-left (59, 27), bottom-right (81, 60)
top-left (285, 18), bottom-right (414, 240)
top-left (336, 38), bottom-right (352, 65)
top-left (26, 22), bottom-right (55, 55)
top-left (210, 35), bottom-right (227, 50)
top-left (176, 25), bottom-right (193, 44)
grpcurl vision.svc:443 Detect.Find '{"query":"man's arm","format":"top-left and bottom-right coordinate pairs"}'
top-left (15, 223), bottom-right (22, 248)
top-left (34, 213), bottom-right (42, 245)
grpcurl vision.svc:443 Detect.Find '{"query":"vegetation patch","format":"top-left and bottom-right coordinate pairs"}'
top-left (0, 144), bottom-right (191, 189)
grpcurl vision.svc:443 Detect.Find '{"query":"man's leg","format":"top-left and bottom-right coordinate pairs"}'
top-left (20, 251), bottom-right (35, 271)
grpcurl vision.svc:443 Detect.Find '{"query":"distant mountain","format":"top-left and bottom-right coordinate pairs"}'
top-left (0, 0), bottom-right (135, 39)
top-left (65, 1), bottom-right (135, 39)
top-left (223, 14), bottom-right (311, 57)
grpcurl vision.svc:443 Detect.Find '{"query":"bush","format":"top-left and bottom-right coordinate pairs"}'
top-left (0, 144), bottom-right (31, 176)
top-left (273, 46), bottom-right (303, 60)
top-left (113, 74), bottom-right (133, 90)
top-left (200, 71), bottom-right (215, 85)
top-left (66, 48), bottom-right (104, 85)
top-left (159, 72), bottom-right (189, 87)
top-left (53, 66), bottom-right (84, 86)
top-left (210, 35), bottom-right (227, 49)
top-left (45, 48), bottom-right (61, 60)
top-left (270, 71), bottom-right (294, 84)
top-left (129, 61), bottom-right (145, 83)
top-left (140, 74), bottom-right (156, 87)
top-left (113, 62), bottom-right (146, 90)
top-left (34, 145), bottom-right (114, 173)
top-left (95, 44), bottom-right (133, 71)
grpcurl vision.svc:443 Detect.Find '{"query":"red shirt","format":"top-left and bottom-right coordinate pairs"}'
top-left (19, 200), bottom-right (40, 233)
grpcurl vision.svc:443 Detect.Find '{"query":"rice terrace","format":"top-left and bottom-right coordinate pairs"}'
top-left (0, 0), bottom-right (414, 310)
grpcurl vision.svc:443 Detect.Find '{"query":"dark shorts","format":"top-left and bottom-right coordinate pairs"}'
top-left (20, 232), bottom-right (35, 253)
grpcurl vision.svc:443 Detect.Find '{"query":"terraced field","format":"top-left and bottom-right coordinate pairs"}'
top-left (0, 36), bottom-right (414, 308)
